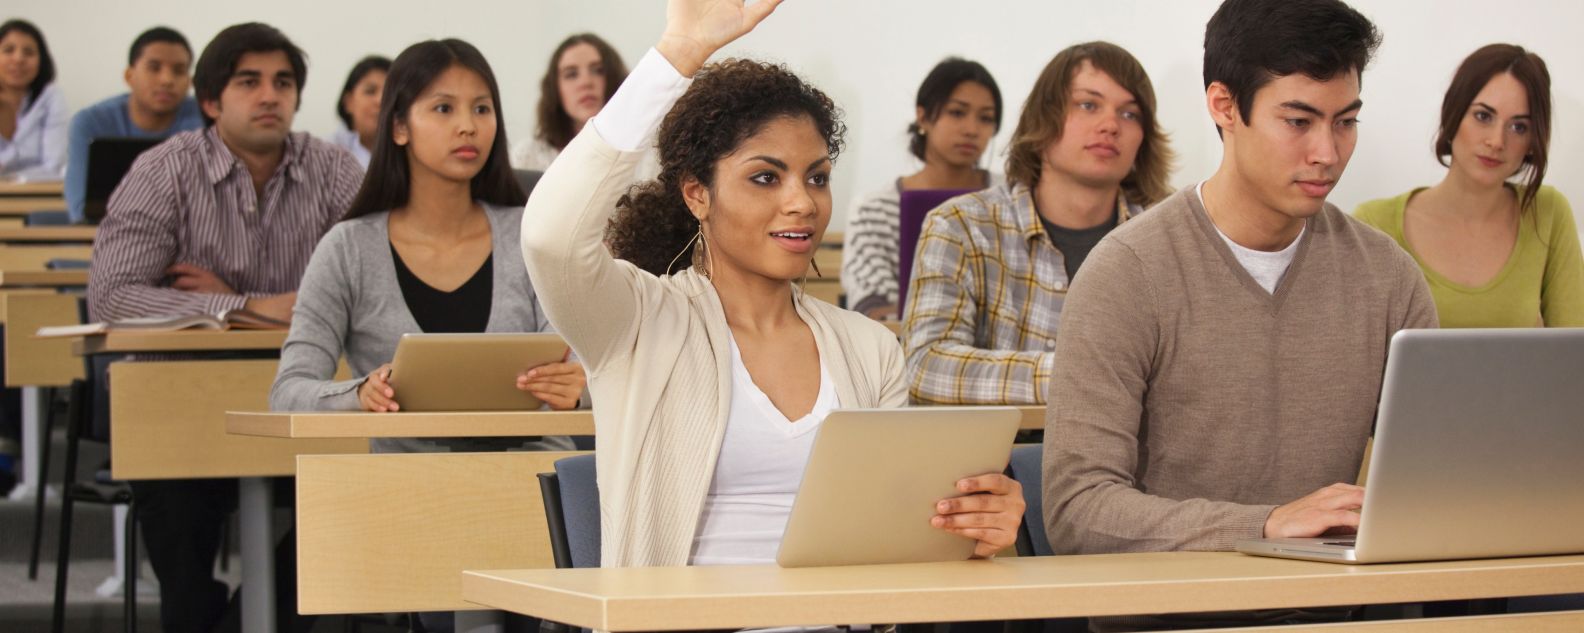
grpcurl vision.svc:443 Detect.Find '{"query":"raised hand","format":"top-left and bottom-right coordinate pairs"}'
top-left (657, 0), bottom-right (784, 76)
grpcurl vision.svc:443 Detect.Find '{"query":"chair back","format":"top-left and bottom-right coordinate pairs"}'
top-left (897, 189), bottom-right (976, 318)
top-left (554, 453), bottom-right (600, 568)
top-left (1008, 444), bottom-right (1053, 556)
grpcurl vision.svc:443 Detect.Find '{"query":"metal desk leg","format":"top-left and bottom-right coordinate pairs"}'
top-left (239, 477), bottom-right (276, 633)
top-left (8, 386), bottom-right (51, 501)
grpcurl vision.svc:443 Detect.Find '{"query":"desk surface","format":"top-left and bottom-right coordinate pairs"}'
top-left (74, 329), bottom-right (287, 355)
top-left (1210, 610), bottom-right (1584, 631)
top-left (0, 269), bottom-right (88, 288)
top-left (0, 226), bottom-right (96, 242)
top-left (462, 552), bottom-right (1584, 631)
top-left (0, 196), bottom-right (66, 214)
top-left (0, 181), bottom-right (64, 196)
top-left (228, 410), bottom-right (596, 438)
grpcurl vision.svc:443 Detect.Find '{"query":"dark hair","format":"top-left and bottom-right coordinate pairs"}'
top-left (607, 59), bottom-right (845, 277)
top-left (193, 22), bottom-right (307, 126)
top-left (127, 26), bottom-right (191, 67)
top-left (336, 55), bottom-right (392, 129)
top-left (536, 33), bottom-right (627, 151)
top-left (1203, 0), bottom-right (1381, 128)
top-left (1435, 44), bottom-right (1551, 216)
top-left (0, 20), bottom-right (54, 112)
top-left (1005, 42), bottom-right (1175, 206)
top-left (907, 57), bottom-right (1002, 162)
top-left (342, 39), bottom-right (524, 221)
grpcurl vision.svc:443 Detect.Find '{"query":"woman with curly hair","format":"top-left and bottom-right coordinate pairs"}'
top-left (521, 0), bottom-right (1024, 569)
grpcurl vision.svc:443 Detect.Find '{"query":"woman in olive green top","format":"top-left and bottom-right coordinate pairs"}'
top-left (1355, 44), bottom-right (1583, 328)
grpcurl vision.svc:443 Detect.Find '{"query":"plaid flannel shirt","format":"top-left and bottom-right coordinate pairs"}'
top-left (902, 182), bottom-right (1137, 404)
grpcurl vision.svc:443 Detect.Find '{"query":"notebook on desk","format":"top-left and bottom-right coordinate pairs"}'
top-left (1237, 328), bottom-right (1584, 564)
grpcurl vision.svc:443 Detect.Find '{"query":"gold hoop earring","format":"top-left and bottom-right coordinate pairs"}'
top-left (810, 257), bottom-right (823, 279)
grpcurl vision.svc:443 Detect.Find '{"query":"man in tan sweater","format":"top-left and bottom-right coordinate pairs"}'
top-left (1042, 0), bottom-right (1437, 629)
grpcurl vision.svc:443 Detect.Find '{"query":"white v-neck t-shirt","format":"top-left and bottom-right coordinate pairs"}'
top-left (689, 337), bottom-right (841, 566)
top-left (1196, 181), bottom-right (1305, 294)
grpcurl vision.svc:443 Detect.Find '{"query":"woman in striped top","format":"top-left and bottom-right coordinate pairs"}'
top-left (840, 58), bottom-right (1004, 319)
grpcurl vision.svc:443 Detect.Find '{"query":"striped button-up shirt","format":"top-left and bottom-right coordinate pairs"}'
top-left (902, 182), bottom-right (1138, 405)
top-left (88, 126), bottom-right (363, 322)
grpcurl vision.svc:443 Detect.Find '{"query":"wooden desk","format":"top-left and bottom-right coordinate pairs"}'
top-left (0, 245), bottom-right (93, 270)
top-left (4, 293), bottom-right (82, 387)
top-left (462, 552), bottom-right (1584, 631)
top-left (228, 410), bottom-right (595, 438)
top-left (1211, 610), bottom-right (1584, 631)
top-left (0, 181), bottom-right (64, 196)
top-left (0, 269), bottom-right (88, 287)
top-left (73, 329), bottom-right (287, 355)
top-left (0, 196), bottom-right (66, 214)
top-left (0, 226), bottom-right (96, 243)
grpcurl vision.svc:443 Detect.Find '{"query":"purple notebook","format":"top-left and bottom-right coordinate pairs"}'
top-left (897, 188), bottom-right (977, 318)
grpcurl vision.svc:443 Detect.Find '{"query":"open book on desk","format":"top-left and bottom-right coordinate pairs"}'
top-left (36, 308), bottom-right (288, 338)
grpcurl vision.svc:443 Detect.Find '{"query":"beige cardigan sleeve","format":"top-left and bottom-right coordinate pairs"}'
top-left (520, 129), bottom-right (650, 375)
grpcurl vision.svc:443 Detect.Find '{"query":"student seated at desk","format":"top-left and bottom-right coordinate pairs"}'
top-left (1355, 44), bottom-right (1584, 328)
top-left (841, 57), bottom-right (1004, 321)
top-left (0, 19), bottom-right (66, 180)
top-left (64, 26), bottom-right (205, 223)
top-left (328, 55), bottom-right (389, 169)
top-left (901, 41), bottom-right (1173, 406)
top-left (522, 0), bottom-right (1023, 570)
top-left (86, 22), bottom-right (362, 633)
top-left (511, 33), bottom-right (626, 171)
top-left (1042, 0), bottom-right (1436, 630)
top-left (271, 38), bottom-right (583, 454)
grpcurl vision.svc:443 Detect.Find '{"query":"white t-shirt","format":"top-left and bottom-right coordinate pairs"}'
top-left (1196, 181), bottom-right (1304, 294)
top-left (689, 337), bottom-right (840, 566)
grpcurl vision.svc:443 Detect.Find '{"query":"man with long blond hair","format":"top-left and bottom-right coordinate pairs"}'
top-left (902, 41), bottom-right (1173, 406)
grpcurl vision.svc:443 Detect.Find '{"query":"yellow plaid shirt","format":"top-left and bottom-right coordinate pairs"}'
top-left (902, 182), bottom-right (1137, 404)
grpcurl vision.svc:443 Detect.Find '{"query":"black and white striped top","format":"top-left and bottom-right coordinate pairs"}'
top-left (88, 126), bottom-right (364, 322)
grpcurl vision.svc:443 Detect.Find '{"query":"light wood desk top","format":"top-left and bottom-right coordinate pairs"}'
top-left (1210, 610), bottom-right (1584, 632)
top-left (73, 329), bottom-right (287, 355)
top-left (0, 226), bottom-right (96, 242)
top-left (0, 181), bottom-right (64, 196)
top-left (228, 410), bottom-right (595, 438)
top-left (0, 196), bottom-right (66, 214)
top-left (462, 552), bottom-right (1584, 631)
top-left (0, 269), bottom-right (88, 287)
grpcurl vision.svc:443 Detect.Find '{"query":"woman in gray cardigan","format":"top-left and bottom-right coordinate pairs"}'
top-left (270, 38), bottom-right (583, 455)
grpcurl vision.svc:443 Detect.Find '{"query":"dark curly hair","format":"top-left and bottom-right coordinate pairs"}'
top-left (607, 58), bottom-right (845, 277)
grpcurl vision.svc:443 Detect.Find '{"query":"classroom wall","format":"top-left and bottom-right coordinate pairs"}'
top-left (12, 0), bottom-right (1584, 233)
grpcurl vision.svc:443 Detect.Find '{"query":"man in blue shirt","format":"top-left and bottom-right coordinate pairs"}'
top-left (64, 27), bottom-right (203, 223)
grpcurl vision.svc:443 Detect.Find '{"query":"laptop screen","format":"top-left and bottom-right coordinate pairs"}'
top-left (84, 137), bottom-right (163, 224)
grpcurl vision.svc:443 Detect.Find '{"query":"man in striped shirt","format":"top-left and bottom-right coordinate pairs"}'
top-left (902, 42), bottom-right (1175, 405)
top-left (86, 23), bottom-right (359, 633)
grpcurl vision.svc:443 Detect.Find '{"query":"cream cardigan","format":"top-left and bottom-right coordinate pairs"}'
top-left (521, 128), bottom-right (908, 568)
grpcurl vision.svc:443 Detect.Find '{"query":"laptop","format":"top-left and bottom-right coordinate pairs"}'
top-left (388, 332), bottom-right (569, 412)
top-left (84, 137), bottom-right (162, 223)
top-left (1237, 328), bottom-right (1584, 564)
top-left (776, 406), bottom-right (1022, 567)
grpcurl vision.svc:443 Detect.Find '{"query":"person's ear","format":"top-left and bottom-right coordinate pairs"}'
top-left (915, 105), bottom-right (931, 135)
top-left (392, 116), bottom-right (410, 147)
top-left (681, 175), bottom-right (711, 223)
top-left (200, 98), bottom-right (222, 121)
top-left (1206, 81), bottom-right (1240, 135)
top-left (123, 65), bottom-right (135, 88)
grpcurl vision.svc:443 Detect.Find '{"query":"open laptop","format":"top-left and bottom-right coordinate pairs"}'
top-left (1237, 328), bottom-right (1584, 564)
top-left (84, 137), bottom-right (162, 223)
top-left (776, 406), bottom-right (1022, 567)
top-left (388, 333), bottom-right (569, 412)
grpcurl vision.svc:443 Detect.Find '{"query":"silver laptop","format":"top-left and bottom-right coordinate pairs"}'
top-left (1238, 328), bottom-right (1584, 564)
top-left (776, 406), bottom-right (1022, 567)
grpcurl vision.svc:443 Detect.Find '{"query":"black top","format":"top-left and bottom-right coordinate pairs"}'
top-left (1041, 207), bottom-right (1119, 281)
top-left (390, 243), bottom-right (493, 333)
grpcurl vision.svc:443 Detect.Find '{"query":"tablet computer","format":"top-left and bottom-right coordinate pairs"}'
top-left (776, 406), bottom-right (1022, 567)
top-left (388, 332), bottom-right (569, 412)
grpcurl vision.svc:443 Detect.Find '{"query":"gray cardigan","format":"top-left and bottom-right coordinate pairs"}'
top-left (269, 203), bottom-right (574, 453)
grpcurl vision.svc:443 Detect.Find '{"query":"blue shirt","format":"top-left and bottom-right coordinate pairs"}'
top-left (64, 93), bottom-right (203, 223)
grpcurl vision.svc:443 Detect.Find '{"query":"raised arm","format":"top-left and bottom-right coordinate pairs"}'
top-left (520, 0), bottom-right (783, 373)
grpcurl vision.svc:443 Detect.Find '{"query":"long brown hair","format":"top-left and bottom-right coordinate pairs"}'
top-left (536, 33), bottom-right (627, 151)
top-left (1005, 41), bottom-right (1173, 207)
top-left (1435, 43), bottom-right (1551, 216)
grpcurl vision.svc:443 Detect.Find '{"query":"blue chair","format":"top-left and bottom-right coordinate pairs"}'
top-left (26, 210), bottom-right (72, 226)
top-left (46, 259), bottom-right (91, 270)
top-left (537, 453), bottom-right (600, 569)
top-left (1008, 445), bottom-right (1052, 557)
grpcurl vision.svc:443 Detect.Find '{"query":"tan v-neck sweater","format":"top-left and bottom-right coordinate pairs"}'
top-left (522, 129), bottom-right (908, 569)
top-left (1043, 187), bottom-right (1437, 630)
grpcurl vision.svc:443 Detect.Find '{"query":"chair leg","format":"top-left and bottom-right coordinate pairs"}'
top-left (50, 382), bottom-right (85, 633)
top-left (28, 386), bottom-right (57, 580)
top-left (219, 515), bottom-right (231, 573)
top-left (125, 496), bottom-right (138, 633)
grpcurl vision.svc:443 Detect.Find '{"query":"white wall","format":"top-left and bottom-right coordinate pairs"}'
top-left (12, 0), bottom-right (1584, 230)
